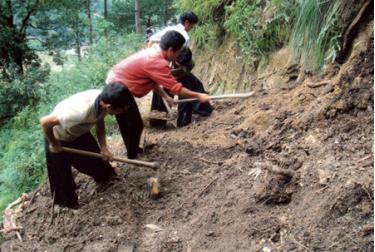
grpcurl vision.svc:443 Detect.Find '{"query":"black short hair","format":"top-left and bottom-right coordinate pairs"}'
top-left (159, 31), bottom-right (186, 52)
top-left (179, 12), bottom-right (198, 24)
top-left (101, 82), bottom-right (133, 109)
top-left (176, 46), bottom-right (192, 66)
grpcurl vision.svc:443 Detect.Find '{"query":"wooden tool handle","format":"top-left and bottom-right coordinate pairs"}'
top-left (161, 97), bottom-right (173, 114)
top-left (158, 85), bottom-right (173, 114)
top-left (175, 91), bottom-right (254, 104)
top-left (62, 147), bottom-right (159, 169)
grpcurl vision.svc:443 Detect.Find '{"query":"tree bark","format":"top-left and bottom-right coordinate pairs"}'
top-left (86, 0), bottom-right (93, 44)
top-left (164, 0), bottom-right (169, 25)
top-left (134, 0), bottom-right (141, 34)
top-left (104, 0), bottom-right (108, 37)
top-left (74, 10), bottom-right (81, 61)
top-left (1, 0), bottom-right (25, 74)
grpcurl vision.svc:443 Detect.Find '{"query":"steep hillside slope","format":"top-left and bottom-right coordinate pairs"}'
top-left (1, 22), bottom-right (373, 252)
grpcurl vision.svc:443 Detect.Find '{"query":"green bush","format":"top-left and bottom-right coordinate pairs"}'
top-left (176, 0), bottom-right (296, 63)
top-left (0, 64), bottom-right (50, 119)
top-left (191, 23), bottom-right (221, 49)
top-left (224, 0), bottom-right (296, 60)
top-left (0, 107), bottom-right (46, 214)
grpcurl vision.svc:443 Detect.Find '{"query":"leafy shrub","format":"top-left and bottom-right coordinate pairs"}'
top-left (176, 0), bottom-right (296, 63)
top-left (0, 107), bottom-right (46, 216)
top-left (224, 0), bottom-right (296, 60)
top-left (0, 64), bottom-right (50, 119)
top-left (191, 23), bottom-right (221, 49)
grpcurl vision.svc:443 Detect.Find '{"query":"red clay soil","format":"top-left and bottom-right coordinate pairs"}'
top-left (1, 25), bottom-right (374, 252)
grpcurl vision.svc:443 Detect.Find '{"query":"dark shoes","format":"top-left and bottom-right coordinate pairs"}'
top-left (127, 146), bottom-right (144, 159)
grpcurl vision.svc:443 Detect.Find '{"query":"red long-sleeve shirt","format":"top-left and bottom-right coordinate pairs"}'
top-left (106, 47), bottom-right (182, 98)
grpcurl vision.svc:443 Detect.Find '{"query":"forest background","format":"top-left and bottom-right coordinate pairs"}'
top-left (0, 0), bottom-right (350, 220)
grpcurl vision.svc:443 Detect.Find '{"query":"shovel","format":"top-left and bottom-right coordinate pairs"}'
top-left (62, 147), bottom-right (159, 170)
top-left (175, 91), bottom-right (254, 104)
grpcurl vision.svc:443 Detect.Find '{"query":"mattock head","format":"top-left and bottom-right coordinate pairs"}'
top-left (147, 177), bottom-right (161, 199)
top-left (151, 161), bottom-right (160, 170)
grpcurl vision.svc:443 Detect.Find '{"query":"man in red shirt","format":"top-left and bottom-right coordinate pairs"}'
top-left (106, 31), bottom-right (209, 159)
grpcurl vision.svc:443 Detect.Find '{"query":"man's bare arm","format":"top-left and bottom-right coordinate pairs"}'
top-left (95, 117), bottom-right (113, 161)
top-left (40, 114), bottom-right (62, 153)
top-left (178, 87), bottom-right (209, 103)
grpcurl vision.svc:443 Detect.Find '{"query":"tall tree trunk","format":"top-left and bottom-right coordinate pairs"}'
top-left (1, 0), bottom-right (39, 80)
top-left (164, 0), bottom-right (168, 25)
top-left (2, 0), bottom-right (24, 74)
top-left (103, 0), bottom-right (107, 19)
top-left (104, 0), bottom-right (108, 37)
top-left (134, 0), bottom-right (141, 34)
top-left (86, 0), bottom-right (93, 44)
top-left (74, 11), bottom-right (81, 61)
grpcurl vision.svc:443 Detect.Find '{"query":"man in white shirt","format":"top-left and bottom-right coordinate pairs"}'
top-left (148, 11), bottom-right (198, 47)
top-left (40, 83), bottom-right (133, 208)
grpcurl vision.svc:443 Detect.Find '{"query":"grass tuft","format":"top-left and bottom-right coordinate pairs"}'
top-left (290, 0), bottom-right (344, 72)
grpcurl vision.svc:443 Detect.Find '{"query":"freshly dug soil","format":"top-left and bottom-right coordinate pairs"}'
top-left (1, 20), bottom-right (373, 252)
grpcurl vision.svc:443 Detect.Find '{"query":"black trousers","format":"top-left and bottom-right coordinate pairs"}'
top-left (114, 87), bottom-right (144, 159)
top-left (150, 72), bottom-right (213, 128)
top-left (45, 133), bottom-right (115, 208)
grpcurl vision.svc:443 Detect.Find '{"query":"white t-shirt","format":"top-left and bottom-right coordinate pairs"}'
top-left (52, 89), bottom-right (104, 142)
top-left (149, 23), bottom-right (190, 46)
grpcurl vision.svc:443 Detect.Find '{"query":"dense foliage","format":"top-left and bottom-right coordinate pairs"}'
top-left (0, 64), bottom-right (50, 118)
top-left (224, 0), bottom-right (296, 61)
top-left (176, 0), bottom-right (297, 64)
top-left (0, 0), bottom-right (44, 78)
top-left (177, 0), bottom-right (345, 70)
top-left (0, 0), bottom-right (175, 119)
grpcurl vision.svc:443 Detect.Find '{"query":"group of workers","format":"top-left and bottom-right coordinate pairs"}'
top-left (40, 12), bottom-right (213, 208)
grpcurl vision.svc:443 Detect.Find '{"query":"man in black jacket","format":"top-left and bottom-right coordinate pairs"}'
top-left (150, 47), bottom-right (213, 128)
